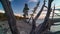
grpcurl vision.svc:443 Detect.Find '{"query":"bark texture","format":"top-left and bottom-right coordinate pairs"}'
top-left (0, 0), bottom-right (20, 34)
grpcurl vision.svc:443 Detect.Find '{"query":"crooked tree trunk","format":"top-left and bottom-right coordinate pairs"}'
top-left (28, 1), bottom-right (40, 23)
top-left (30, 4), bottom-right (45, 34)
top-left (35, 0), bottom-right (53, 34)
top-left (30, 1), bottom-right (40, 34)
top-left (34, 0), bottom-right (46, 21)
top-left (44, 4), bottom-right (55, 30)
top-left (0, 0), bottom-right (20, 34)
top-left (30, 1), bottom-right (45, 34)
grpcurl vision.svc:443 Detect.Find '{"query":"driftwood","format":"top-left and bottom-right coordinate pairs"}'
top-left (30, 0), bottom-right (46, 34)
top-left (30, 1), bottom-right (40, 34)
top-left (28, 1), bottom-right (40, 23)
top-left (34, 0), bottom-right (46, 20)
top-left (35, 0), bottom-right (54, 34)
top-left (52, 4), bottom-right (55, 19)
top-left (44, 4), bottom-right (55, 20)
top-left (0, 0), bottom-right (20, 34)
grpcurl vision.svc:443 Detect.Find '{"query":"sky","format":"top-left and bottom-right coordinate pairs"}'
top-left (0, 0), bottom-right (60, 19)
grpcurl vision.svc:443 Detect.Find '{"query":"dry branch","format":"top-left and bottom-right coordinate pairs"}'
top-left (30, 0), bottom-right (46, 34)
top-left (35, 0), bottom-right (54, 34)
top-left (0, 0), bottom-right (20, 34)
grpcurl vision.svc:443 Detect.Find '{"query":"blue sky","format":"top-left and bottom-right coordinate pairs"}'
top-left (0, 0), bottom-right (60, 17)
top-left (0, 0), bottom-right (43, 14)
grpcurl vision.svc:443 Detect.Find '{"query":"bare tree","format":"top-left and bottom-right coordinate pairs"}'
top-left (52, 4), bottom-right (55, 19)
top-left (0, 0), bottom-right (20, 34)
top-left (44, 4), bottom-right (55, 30)
top-left (28, 1), bottom-right (40, 23)
top-left (29, 1), bottom-right (40, 34)
top-left (30, 0), bottom-right (46, 34)
top-left (35, 0), bottom-right (54, 34)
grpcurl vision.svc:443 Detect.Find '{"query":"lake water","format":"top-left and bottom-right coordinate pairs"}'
top-left (36, 19), bottom-right (60, 33)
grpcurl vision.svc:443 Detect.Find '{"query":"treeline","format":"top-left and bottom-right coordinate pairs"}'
top-left (0, 13), bottom-right (26, 21)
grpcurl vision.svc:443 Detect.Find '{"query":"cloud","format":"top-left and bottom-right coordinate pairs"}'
top-left (52, 6), bottom-right (60, 9)
top-left (29, 0), bottom-right (38, 2)
top-left (0, 10), bottom-right (23, 17)
top-left (0, 10), bottom-right (5, 13)
top-left (9, 0), bottom-right (13, 2)
top-left (55, 6), bottom-right (60, 9)
top-left (14, 13), bottom-right (23, 17)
